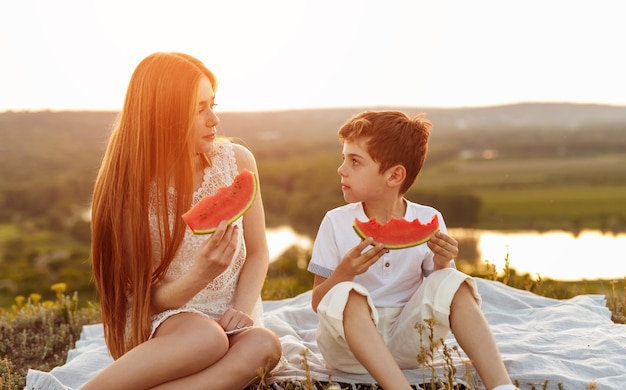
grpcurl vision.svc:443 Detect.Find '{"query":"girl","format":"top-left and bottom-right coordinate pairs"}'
top-left (83, 52), bottom-right (282, 389)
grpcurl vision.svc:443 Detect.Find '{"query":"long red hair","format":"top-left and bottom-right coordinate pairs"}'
top-left (91, 52), bottom-right (217, 359)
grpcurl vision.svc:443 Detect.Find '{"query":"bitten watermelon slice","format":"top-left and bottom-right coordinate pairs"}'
top-left (353, 214), bottom-right (440, 249)
top-left (182, 168), bottom-right (258, 234)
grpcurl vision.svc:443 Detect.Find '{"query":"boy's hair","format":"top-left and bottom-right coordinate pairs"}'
top-left (338, 110), bottom-right (432, 194)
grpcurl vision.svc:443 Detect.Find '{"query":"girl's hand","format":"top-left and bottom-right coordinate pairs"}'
top-left (427, 231), bottom-right (458, 269)
top-left (335, 237), bottom-right (387, 279)
top-left (218, 307), bottom-right (254, 333)
top-left (192, 221), bottom-right (239, 283)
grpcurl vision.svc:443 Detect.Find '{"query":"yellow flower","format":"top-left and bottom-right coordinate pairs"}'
top-left (51, 283), bottom-right (67, 301)
top-left (29, 293), bottom-right (42, 305)
top-left (50, 282), bottom-right (67, 294)
top-left (15, 295), bottom-right (25, 308)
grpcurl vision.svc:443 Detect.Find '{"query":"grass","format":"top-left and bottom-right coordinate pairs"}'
top-left (1, 261), bottom-right (624, 390)
top-left (0, 283), bottom-right (100, 390)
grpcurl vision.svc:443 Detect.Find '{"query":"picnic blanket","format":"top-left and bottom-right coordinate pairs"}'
top-left (25, 278), bottom-right (626, 389)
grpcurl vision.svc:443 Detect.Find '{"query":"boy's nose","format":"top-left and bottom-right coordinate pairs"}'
top-left (337, 163), bottom-right (346, 177)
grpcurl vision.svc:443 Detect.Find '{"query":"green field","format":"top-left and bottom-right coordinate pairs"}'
top-left (420, 154), bottom-right (626, 188)
top-left (478, 185), bottom-right (626, 228)
top-left (417, 154), bottom-right (626, 230)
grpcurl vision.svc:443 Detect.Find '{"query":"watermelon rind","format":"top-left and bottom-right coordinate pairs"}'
top-left (352, 214), bottom-right (440, 249)
top-left (182, 169), bottom-right (258, 234)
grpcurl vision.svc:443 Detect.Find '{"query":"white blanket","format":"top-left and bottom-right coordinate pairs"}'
top-left (26, 278), bottom-right (626, 389)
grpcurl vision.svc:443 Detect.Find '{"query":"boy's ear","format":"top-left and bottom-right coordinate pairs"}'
top-left (387, 165), bottom-right (406, 188)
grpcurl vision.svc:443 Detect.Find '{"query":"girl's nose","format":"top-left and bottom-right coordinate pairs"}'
top-left (206, 111), bottom-right (220, 127)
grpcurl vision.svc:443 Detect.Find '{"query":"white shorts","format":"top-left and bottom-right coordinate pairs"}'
top-left (316, 268), bottom-right (480, 374)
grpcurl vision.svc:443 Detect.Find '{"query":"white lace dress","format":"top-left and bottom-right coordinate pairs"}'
top-left (147, 141), bottom-right (263, 338)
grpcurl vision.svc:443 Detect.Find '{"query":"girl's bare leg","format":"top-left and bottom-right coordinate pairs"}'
top-left (343, 290), bottom-right (413, 390)
top-left (151, 327), bottom-right (282, 390)
top-left (450, 282), bottom-right (513, 389)
top-left (80, 313), bottom-right (229, 390)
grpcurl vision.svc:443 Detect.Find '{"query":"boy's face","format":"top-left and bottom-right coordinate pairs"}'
top-left (337, 139), bottom-right (388, 203)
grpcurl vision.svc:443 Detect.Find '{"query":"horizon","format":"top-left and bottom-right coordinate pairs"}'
top-left (2, 100), bottom-right (626, 116)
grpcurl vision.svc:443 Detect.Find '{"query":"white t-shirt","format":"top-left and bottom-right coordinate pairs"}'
top-left (307, 200), bottom-right (454, 308)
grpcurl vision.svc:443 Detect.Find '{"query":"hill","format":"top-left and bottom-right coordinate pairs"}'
top-left (3, 101), bottom-right (626, 143)
top-left (1, 103), bottom-right (625, 306)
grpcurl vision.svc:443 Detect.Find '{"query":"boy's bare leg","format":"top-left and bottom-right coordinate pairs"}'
top-left (344, 290), bottom-right (413, 390)
top-left (450, 282), bottom-right (513, 389)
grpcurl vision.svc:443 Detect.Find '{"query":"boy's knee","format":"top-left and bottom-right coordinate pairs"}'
top-left (347, 289), bottom-right (368, 302)
top-left (453, 280), bottom-right (480, 305)
top-left (344, 290), bottom-right (371, 315)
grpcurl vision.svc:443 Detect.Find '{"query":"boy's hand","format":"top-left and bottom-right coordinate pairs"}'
top-left (335, 237), bottom-right (387, 279)
top-left (427, 231), bottom-right (458, 269)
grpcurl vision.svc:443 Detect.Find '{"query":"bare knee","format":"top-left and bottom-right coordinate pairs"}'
top-left (245, 328), bottom-right (281, 352)
top-left (450, 281), bottom-right (482, 328)
top-left (195, 322), bottom-right (230, 359)
top-left (152, 314), bottom-right (229, 374)
top-left (344, 290), bottom-right (370, 316)
top-left (233, 328), bottom-right (282, 373)
top-left (176, 316), bottom-right (229, 367)
top-left (452, 281), bottom-right (478, 308)
top-left (344, 290), bottom-right (375, 332)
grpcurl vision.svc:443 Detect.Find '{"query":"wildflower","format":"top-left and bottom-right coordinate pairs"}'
top-left (43, 300), bottom-right (55, 308)
top-left (29, 293), bottom-right (42, 305)
top-left (15, 295), bottom-right (25, 308)
top-left (51, 282), bottom-right (67, 302)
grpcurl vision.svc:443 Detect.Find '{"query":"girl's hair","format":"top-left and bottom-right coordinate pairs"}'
top-left (91, 52), bottom-right (217, 359)
top-left (338, 110), bottom-right (432, 194)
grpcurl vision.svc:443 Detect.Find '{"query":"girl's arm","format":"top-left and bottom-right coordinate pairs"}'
top-left (231, 143), bottom-right (270, 316)
top-left (151, 221), bottom-right (239, 314)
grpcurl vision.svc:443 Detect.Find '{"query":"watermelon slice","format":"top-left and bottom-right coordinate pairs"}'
top-left (353, 214), bottom-right (440, 249)
top-left (182, 168), bottom-right (258, 234)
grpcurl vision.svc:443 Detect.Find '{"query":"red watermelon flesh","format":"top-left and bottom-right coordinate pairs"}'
top-left (353, 214), bottom-right (440, 249)
top-left (182, 169), bottom-right (258, 234)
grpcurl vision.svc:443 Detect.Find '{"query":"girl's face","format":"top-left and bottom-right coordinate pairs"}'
top-left (192, 76), bottom-right (220, 155)
top-left (337, 139), bottom-right (388, 204)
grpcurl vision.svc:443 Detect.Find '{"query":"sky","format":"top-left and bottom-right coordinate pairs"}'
top-left (1, 0), bottom-right (625, 113)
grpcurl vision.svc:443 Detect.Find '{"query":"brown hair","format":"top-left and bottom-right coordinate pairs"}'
top-left (338, 110), bottom-right (432, 194)
top-left (91, 52), bottom-right (217, 359)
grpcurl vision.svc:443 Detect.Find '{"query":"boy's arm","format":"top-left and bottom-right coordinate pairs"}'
top-left (311, 237), bottom-right (386, 312)
top-left (311, 275), bottom-right (330, 312)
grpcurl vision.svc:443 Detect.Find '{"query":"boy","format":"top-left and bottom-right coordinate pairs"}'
top-left (307, 111), bottom-right (517, 390)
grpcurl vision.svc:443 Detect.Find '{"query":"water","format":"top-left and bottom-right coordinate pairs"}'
top-left (266, 226), bottom-right (312, 261)
top-left (266, 226), bottom-right (626, 281)
top-left (451, 228), bottom-right (626, 281)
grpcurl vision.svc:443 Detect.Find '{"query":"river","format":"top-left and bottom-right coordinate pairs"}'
top-left (266, 226), bottom-right (626, 281)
